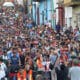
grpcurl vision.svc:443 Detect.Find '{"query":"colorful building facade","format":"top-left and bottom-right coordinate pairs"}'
top-left (63, 0), bottom-right (80, 28)
top-left (32, 0), bottom-right (58, 29)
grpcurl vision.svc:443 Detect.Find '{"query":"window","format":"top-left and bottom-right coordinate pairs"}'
top-left (77, 14), bottom-right (80, 26)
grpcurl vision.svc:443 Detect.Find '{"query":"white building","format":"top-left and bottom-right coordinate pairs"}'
top-left (65, 7), bottom-right (72, 27)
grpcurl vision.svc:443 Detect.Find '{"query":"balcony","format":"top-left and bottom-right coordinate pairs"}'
top-left (64, 0), bottom-right (80, 6)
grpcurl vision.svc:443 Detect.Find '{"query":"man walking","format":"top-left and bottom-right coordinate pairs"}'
top-left (68, 59), bottom-right (80, 80)
top-left (55, 22), bottom-right (61, 33)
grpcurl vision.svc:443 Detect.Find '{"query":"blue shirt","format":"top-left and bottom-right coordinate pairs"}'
top-left (50, 55), bottom-right (57, 64)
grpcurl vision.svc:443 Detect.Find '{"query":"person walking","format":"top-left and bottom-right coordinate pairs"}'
top-left (55, 22), bottom-right (61, 33)
top-left (68, 59), bottom-right (80, 80)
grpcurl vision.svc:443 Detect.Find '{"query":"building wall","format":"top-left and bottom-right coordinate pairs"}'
top-left (72, 6), bottom-right (80, 28)
top-left (32, 0), bottom-right (51, 25)
top-left (65, 7), bottom-right (72, 27)
top-left (64, 0), bottom-right (71, 4)
top-left (63, 0), bottom-right (80, 29)
top-left (39, 2), bottom-right (45, 24)
top-left (32, 0), bottom-right (58, 28)
top-left (54, 0), bottom-right (58, 24)
top-left (39, 0), bottom-right (51, 24)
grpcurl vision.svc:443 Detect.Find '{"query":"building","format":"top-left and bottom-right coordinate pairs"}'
top-left (31, 0), bottom-right (58, 29)
top-left (57, 0), bottom-right (65, 27)
top-left (63, 0), bottom-right (80, 28)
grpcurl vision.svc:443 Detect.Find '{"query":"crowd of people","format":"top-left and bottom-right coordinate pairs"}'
top-left (0, 7), bottom-right (80, 80)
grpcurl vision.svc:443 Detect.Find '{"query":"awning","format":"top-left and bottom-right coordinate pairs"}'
top-left (3, 2), bottom-right (14, 7)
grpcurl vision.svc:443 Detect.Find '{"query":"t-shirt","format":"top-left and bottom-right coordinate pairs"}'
top-left (69, 66), bottom-right (80, 80)
top-left (7, 51), bottom-right (19, 60)
top-left (7, 52), bottom-right (20, 65)
top-left (10, 55), bottom-right (19, 65)
top-left (50, 55), bottom-right (57, 64)
top-left (0, 70), bottom-right (5, 80)
top-left (0, 62), bottom-right (7, 73)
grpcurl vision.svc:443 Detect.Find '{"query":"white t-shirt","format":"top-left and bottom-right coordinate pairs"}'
top-left (0, 62), bottom-right (7, 72)
top-left (0, 70), bottom-right (5, 79)
top-left (69, 66), bottom-right (80, 80)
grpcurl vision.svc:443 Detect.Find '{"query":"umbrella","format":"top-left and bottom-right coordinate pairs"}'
top-left (3, 2), bottom-right (14, 7)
